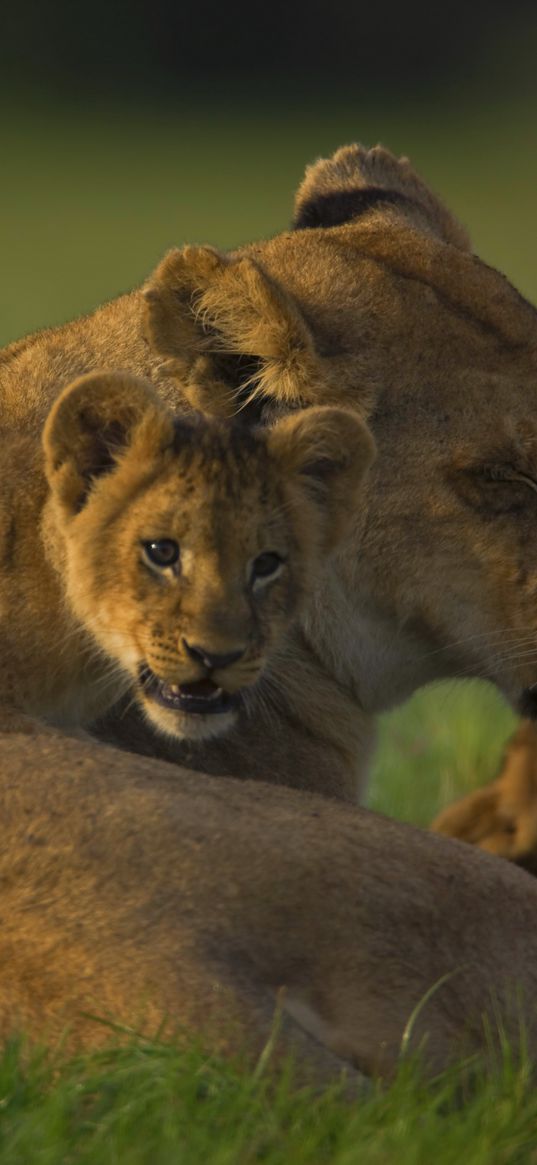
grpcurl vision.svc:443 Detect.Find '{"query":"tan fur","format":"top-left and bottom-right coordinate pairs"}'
top-left (3, 724), bottom-right (537, 1082)
top-left (0, 368), bottom-right (373, 748)
top-left (292, 142), bottom-right (471, 249)
top-left (4, 143), bottom-right (537, 800)
top-left (432, 721), bottom-right (537, 875)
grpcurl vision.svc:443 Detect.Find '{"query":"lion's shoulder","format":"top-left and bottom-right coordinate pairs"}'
top-left (0, 289), bottom-right (177, 434)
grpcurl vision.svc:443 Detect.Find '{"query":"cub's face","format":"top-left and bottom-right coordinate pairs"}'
top-left (45, 373), bottom-right (374, 741)
top-left (67, 430), bottom-right (314, 742)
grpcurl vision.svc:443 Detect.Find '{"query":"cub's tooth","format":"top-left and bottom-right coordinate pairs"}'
top-left (211, 688), bottom-right (224, 700)
top-left (168, 684), bottom-right (181, 696)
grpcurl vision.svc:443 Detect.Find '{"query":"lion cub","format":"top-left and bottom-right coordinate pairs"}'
top-left (0, 371), bottom-right (373, 742)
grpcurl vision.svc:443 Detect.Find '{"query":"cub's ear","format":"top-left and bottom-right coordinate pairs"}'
top-left (44, 371), bottom-right (175, 515)
top-left (267, 406), bottom-right (375, 551)
top-left (293, 142), bottom-right (471, 250)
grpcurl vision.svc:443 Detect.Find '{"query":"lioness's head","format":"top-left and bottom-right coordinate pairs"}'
top-left (138, 148), bottom-right (537, 719)
top-left (44, 372), bottom-right (374, 741)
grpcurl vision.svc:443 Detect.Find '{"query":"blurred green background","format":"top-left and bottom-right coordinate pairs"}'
top-left (3, 97), bottom-right (537, 348)
top-left (2, 4), bottom-right (535, 822)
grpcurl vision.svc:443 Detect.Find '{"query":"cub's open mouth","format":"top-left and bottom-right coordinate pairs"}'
top-left (139, 665), bottom-right (241, 716)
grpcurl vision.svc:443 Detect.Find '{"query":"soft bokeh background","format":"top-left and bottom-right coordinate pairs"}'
top-left (2, 1), bottom-right (535, 821)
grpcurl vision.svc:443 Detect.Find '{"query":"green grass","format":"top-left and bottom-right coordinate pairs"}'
top-left (1, 94), bottom-right (535, 1162)
top-left (1, 1037), bottom-right (537, 1165)
top-left (371, 680), bottom-right (517, 825)
top-left (0, 681), bottom-right (522, 1165)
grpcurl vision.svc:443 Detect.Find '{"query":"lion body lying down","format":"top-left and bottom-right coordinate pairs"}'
top-left (3, 727), bottom-right (537, 1083)
top-left (4, 144), bottom-right (537, 801)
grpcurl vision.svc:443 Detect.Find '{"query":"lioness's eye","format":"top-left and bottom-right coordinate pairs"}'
top-left (250, 551), bottom-right (284, 583)
top-left (143, 539), bottom-right (180, 568)
top-left (496, 470), bottom-right (537, 495)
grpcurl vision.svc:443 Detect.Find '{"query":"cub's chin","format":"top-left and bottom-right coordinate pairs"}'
top-left (137, 668), bottom-right (242, 742)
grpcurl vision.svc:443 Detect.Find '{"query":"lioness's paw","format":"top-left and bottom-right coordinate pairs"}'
top-left (432, 721), bottom-right (537, 874)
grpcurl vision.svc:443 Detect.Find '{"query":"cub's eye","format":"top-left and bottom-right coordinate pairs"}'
top-left (143, 539), bottom-right (180, 568)
top-left (250, 551), bottom-right (284, 583)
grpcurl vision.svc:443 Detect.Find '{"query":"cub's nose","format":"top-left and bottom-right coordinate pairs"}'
top-left (182, 640), bottom-right (245, 671)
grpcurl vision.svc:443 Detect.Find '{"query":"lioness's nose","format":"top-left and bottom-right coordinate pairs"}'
top-left (182, 639), bottom-right (245, 671)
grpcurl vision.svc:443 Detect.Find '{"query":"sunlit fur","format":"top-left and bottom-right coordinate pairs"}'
top-left (3, 371), bottom-right (372, 743)
top-left (432, 720), bottom-right (537, 876)
top-left (4, 143), bottom-right (537, 798)
top-left (4, 728), bottom-right (537, 1079)
top-left (142, 146), bottom-right (537, 780)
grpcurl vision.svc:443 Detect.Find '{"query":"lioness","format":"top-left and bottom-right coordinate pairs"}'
top-left (4, 143), bottom-right (537, 799)
top-left (0, 368), bottom-right (372, 742)
top-left (4, 725), bottom-right (537, 1082)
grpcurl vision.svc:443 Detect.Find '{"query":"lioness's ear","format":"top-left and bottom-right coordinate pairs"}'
top-left (143, 245), bottom-right (243, 418)
top-left (143, 245), bottom-right (229, 370)
top-left (267, 406), bottom-right (375, 550)
top-left (44, 371), bottom-right (175, 515)
top-left (293, 143), bottom-right (471, 250)
top-left (143, 246), bottom-right (360, 420)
